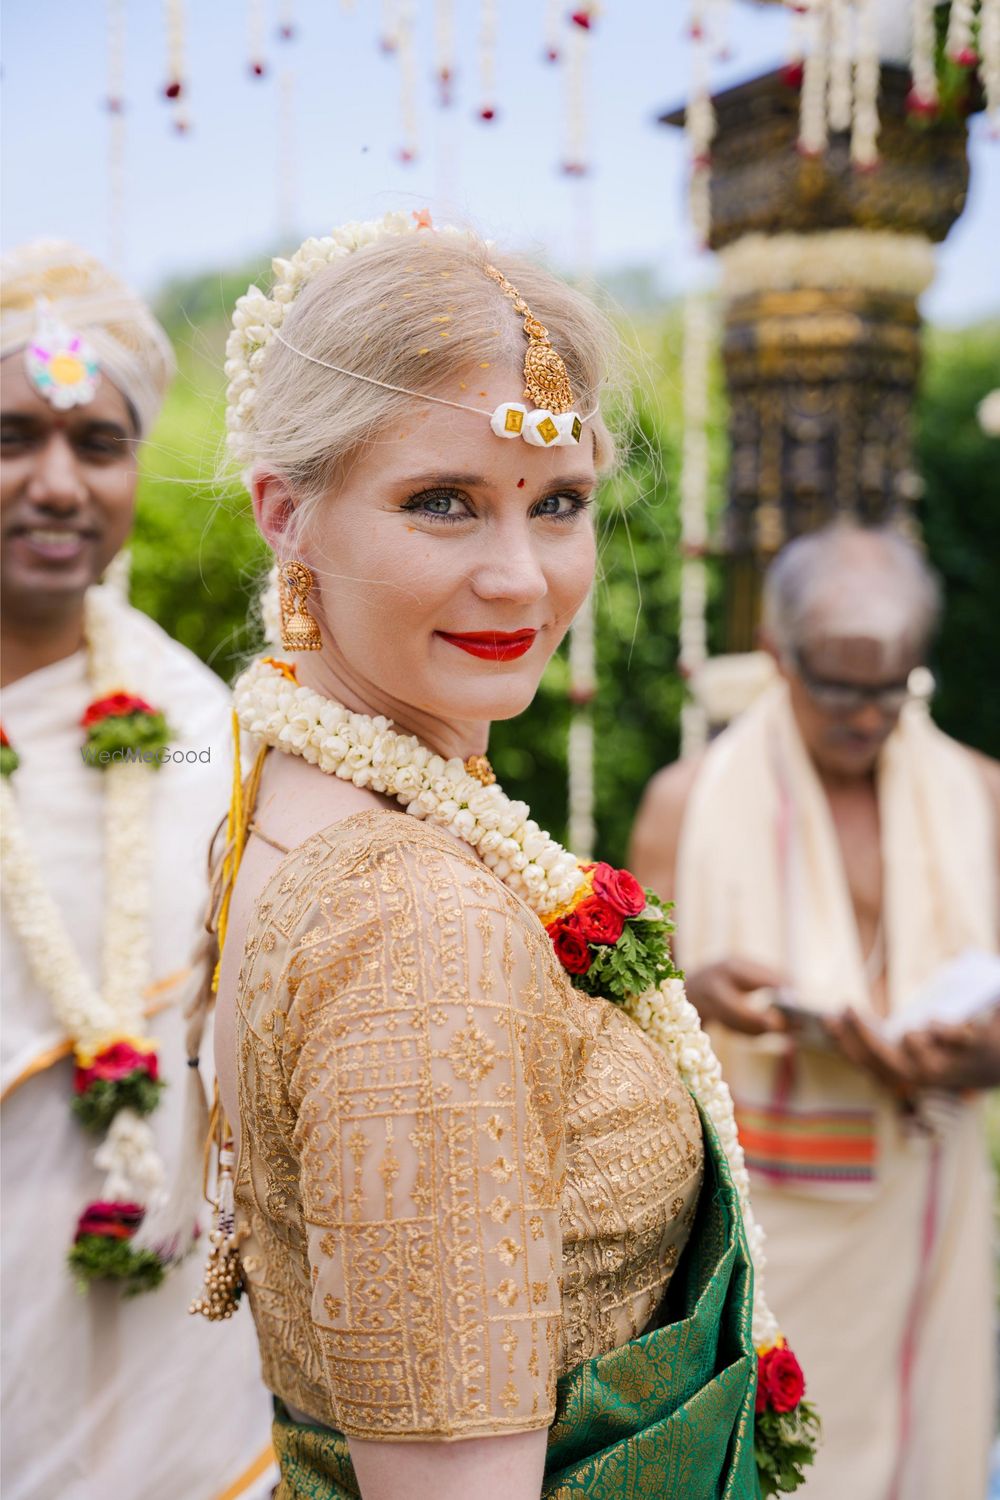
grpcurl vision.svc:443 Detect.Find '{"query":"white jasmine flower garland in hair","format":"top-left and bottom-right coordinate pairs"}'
top-left (0, 585), bottom-right (174, 1295)
top-left (224, 211), bottom-right (474, 463)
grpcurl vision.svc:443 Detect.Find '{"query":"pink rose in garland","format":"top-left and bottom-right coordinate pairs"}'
top-left (80, 691), bottom-right (172, 768)
top-left (72, 1035), bottom-right (164, 1133)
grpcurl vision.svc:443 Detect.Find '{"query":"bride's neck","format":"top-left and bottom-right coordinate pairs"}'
top-left (293, 650), bottom-right (490, 763)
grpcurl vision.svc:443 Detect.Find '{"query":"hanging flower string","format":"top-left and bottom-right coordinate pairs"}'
top-left (908, 0), bottom-right (940, 115)
top-left (248, 0), bottom-right (267, 78)
top-left (278, 0), bottom-right (296, 42)
top-left (476, 0), bottom-right (498, 122)
top-left (106, 0), bottom-right (127, 268)
top-left (561, 7), bottom-right (594, 175)
top-left (162, 0), bottom-right (190, 133)
top-left (396, 0), bottom-right (418, 161)
top-left (231, 657), bottom-right (819, 1488)
top-left (686, 3), bottom-right (716, 246)
top-left (543, 0), bottom-right (562, 62)
top-left (435, 0), bottom-right (455, 106)
top-left (0, 587), bottom-right (175, 1294)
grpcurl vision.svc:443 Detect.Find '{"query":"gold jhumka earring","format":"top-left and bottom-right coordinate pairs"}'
top-left (278, 560), bottom-right (322, 651)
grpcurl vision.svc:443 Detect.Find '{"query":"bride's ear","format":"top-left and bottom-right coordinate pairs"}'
top-left (251, 470), bottom-right (298, 554)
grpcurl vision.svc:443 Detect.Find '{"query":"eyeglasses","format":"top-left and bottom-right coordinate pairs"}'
top-left (790, 651), bottom-right (913, 716)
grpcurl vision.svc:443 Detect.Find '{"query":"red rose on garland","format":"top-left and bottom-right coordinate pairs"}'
top-left (590, 862), bottom-right (646, 918)
top-left (81, 692), bottom-right (158, 727)
top-left (70, 1200), bottom-right (166, 1294)
top-left (573, 896), bottom-right (625, 946)
top-left (71, 1037), bottom-right (164, 1133)
top-left (75, 1200), bottom-right (145, 1242)
top-left (0, 724), bottom-right (19, 779)
top-left (547, 919), bottom-right (592, 975)
top-left (79, 692), bottom-right (172, 769)
top-left (756, 1342), bottom-right (806, 1414)
top-left (74, 1039), bottom-right (159, 1094)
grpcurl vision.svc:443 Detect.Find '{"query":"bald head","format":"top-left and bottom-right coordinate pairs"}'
top-left (762, 522), bottom-right (941, 666)
top-left (762, 523), bottom-right (941, 777)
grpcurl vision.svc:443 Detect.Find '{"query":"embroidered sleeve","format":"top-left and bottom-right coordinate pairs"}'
top-left (282, 832), bottom-right (574, 1442)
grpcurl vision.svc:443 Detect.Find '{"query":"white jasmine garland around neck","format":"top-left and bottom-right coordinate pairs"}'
top-left (235, 655), bottom-right (780, 1347)
top-left (0, 585), bottom-right (168, 1287)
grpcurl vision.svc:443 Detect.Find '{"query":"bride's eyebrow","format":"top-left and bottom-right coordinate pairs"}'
top-left (401, 472), bottom-right (488, 489)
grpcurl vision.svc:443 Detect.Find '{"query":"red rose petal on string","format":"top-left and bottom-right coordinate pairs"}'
top-left (250, 60), bottom-right (266, 78)
top-left (570, 9), bottom-right (592, 29)
top-left (163, 80), bottom-right (182, 100)
top-left (478, 105), bottom-right (497, 122)
top-left (545, 47), bottom-right (560, 63)
top-left (781, 61), bottom-right (804, 89)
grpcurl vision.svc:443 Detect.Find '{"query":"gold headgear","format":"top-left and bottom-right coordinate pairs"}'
top-left (483, 264), bottom-right (575, 416)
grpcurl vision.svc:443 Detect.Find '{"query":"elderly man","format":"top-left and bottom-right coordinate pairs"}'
top-left (0, 243), bottom-right (274, 1499)
top-left (630, 522), bottom-right (1000, 1500)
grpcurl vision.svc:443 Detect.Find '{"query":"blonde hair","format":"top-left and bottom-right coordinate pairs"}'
top-left (236, 229), bottom-right (622, 542)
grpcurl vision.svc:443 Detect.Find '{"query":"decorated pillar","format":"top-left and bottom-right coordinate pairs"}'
top-left (663, 63), bottom-right (974, 650)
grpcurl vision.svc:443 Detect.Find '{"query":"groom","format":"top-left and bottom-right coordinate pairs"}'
top-left (0, 241), bottom-right (273, 1500)
top-left (630, 522), bottom-right (1000, 1500)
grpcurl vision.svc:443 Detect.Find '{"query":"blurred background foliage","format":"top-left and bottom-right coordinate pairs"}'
top-left (134, 269), bottom-right (999, 866)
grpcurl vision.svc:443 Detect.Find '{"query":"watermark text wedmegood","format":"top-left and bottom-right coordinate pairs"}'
top-left (80, 746), bottom-right (212, 766)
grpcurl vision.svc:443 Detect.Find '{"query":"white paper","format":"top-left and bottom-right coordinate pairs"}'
top-left (881, 949), bottom-right (1000, 1041)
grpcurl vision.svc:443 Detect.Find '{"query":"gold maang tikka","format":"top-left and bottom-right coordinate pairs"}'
top-left (483, 264), bottom-right (576, 417)
top-left (278, 560), bottom-right (323, 651)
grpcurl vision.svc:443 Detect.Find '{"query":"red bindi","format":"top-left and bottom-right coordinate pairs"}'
top-left (516, 478), bottom-right (525, 488)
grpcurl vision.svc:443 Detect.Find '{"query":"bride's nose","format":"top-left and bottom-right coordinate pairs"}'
top-left (468, 523), bottom-right (548, 605)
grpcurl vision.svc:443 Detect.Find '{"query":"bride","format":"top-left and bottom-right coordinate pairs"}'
top-left (200, 212), bottom-right (811, 1499)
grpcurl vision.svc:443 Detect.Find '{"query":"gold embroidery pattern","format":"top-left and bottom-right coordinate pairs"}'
top-left (231, 811), bottom-right (702, 1442)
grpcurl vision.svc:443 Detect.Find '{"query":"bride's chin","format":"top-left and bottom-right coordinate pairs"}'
top-left (425, 680), bottom-right (544, 725)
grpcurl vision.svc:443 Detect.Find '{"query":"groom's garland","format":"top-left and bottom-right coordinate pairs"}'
top-left (0, 587), bottom-right (174, 1295)
top-left (233, 656), bottom-right (819, 1491)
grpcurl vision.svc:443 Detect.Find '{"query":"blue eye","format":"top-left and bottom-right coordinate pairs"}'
top-left (401, 488), bottom-right (471, 524)
top-left (534, 491), bottom-right (591, 522)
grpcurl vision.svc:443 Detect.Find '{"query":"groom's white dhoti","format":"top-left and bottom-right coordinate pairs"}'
top-left (1, 593), bottom-right (275, 1500)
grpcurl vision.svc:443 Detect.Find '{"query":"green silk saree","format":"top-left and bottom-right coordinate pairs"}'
top-left (272, 1109), bottom-right (760, 1499)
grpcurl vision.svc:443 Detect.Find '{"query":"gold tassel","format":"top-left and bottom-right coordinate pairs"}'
top-left (189, 715), bottom-right (267, 1322)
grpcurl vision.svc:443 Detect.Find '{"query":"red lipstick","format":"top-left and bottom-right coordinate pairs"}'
top-left (436, 629), bottom-right (538, 661)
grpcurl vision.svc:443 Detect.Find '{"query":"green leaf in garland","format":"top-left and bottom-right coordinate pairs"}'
top-left (83, 710), bottom-right (172, 768)
top-left (68, 1236), bottom-right (167, 1297)
top-left (71, 1072), bottom-right (165, 1134)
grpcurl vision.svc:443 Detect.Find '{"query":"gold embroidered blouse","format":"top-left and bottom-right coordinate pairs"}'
top-left (232, 810), bottom-right (702, 1443)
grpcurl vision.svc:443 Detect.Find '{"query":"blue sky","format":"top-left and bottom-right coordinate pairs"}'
top-left (2, 0), bottom-right (998, 324)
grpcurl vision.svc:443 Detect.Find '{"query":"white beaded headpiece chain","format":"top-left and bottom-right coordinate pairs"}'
top-left (224, 210), bottom-right (596, 460)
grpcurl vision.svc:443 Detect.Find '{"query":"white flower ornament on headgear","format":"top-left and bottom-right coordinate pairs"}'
top-left (223, 210), bottom-right (595, 461)
top-left (25, 297), bottom-right (101, 411)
